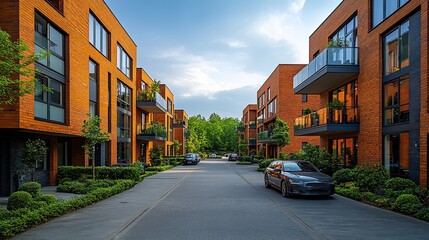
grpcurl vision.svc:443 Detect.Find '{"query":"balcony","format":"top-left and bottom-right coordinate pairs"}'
top-left (236, 125), bottom-right (245, 132)
top-left (294, 107), bottom-right (360, 136)
top-left (137, 122), bottom-right (167, 141)
top-left (249, 120), bottom-right (257, 129)
top-left (137, 92), bottom-right (167, 113)
top-left (293, 47), bottom-right (359, 94)
top-left (257, 116), bottom-right (264, 125)
top-left (248, 138), bottom-right (256, 146)
top-left (257, 131), bottom-right (274, 144)
top-left (173, 120), bottom-right (187, 128)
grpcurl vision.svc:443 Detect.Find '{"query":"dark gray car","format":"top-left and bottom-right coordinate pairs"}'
top-left (264, 160), bottom-right (334, 197)
top-left (184, 153), bottom-right (199, 165)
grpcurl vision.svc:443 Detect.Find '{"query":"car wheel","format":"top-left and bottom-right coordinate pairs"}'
top-left (264, 174), bottom-right (271, 188)
top-left (281, 181), bottom-right (290, 198)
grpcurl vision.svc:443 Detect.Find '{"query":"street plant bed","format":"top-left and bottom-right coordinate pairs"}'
top-left (236, 161), bottom-right (252, 165)
top-left (58, 166), bottom-right (141, 182)
top-left (145, 165), bottom-right (174, 172)
top-left (333, 165), bottom-right (429, 222)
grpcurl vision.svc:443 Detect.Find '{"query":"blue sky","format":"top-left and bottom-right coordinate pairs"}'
top-left (104, 0), bottom-right (342, 118)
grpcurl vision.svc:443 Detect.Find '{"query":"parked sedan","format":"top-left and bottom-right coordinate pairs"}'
top-left (228, 153), bottom-right (238, 161)
top-left (183, 153), bottom-right (199, 165)
top-left (264, 160), bottom-right (334, 197)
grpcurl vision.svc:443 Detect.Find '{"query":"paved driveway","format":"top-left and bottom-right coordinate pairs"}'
top-left (14, 159), bottom-right (429, 240)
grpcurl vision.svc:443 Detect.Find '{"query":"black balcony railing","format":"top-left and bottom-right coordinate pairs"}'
top-left (294, 107), bottom-right (359, 131)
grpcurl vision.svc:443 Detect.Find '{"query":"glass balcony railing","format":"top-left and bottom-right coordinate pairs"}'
top-left (258, 131), bottom-right (270, 141)
top-left (248, 138), bottom-right (256, 145)
top-left (249, 120), bottom-right (256, 128)
top-left (294, 107), bottom-right (360, 131)
top-left (155, 92), bottom-right (167, 110)
top-left (137, 122), bottom-right (167, 139)
top-left (293, 47), bottom-right (359, 89)
top-left (257, 116), bottom-right (264, 124)
top-left (137, 91), bottom-right (167, 113)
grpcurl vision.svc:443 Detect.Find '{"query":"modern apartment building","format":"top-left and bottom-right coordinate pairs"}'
top-left (257, 64), bottom-right (320, 158)
top-left (293, 0), bottom-right (428, 187)
top-left (239, 104), bottom-right (257, 156)
top-left (173, 109), bottom-right (189, 156)
top-left (153, 84), bottom-right (175, 156)
top-left (136, 68), bottom-right (168, 164)
top-left (0, 0), bottom-right (137, 196)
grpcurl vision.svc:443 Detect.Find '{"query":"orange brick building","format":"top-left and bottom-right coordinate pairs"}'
top-left (257, 64), bottom-right (320, 158)
top-left (173, 109), bottom-right (189, 156)
top-left (0, 0), bottom-right (137, 196)
top-left (153, 84), bottom-right (175, 156)
top-left (293, 0), bottom-right (428, 187)
top-left (239, 104), bottom-right (257, 155)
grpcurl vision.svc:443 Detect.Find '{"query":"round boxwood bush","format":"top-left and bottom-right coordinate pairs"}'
top-left (353, 163), bottom-right (388, 192)
top-left (27, 200), bottom-right (48, 210)
top-left (258, 159), bottom-right (276, 170)
top-left (35, 194), bottom-right (57, 204)
top-left (392, 194), bottom-right (423, 215)
top-left (7, 191), bottom-right (33, 210)
top-left (18, 182), bottom-right (41, 198)
top-left (333, 168), bottom-right (354, 185)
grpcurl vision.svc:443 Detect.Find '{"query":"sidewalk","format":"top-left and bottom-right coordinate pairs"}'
top-left (0, 186), bottom-right (81, 209)
top-left (12, 167), bottom-right (190, 239)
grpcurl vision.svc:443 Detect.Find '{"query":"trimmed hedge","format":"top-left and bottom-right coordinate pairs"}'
top-left (18, 182), bottom-right (42, 198)
top-left (58, 166), bottom-right (140, 182)
top-left (333, 168), bottom-right (354, 185)
top-left (57, 179), bottom-right (117, 194)
top-left (258, 159), bottom-right (276, 170)
top-left (392, 194), bottom-right (423, 215)
top-left (0, 180), bottom-right (135, 239)
top-left (7, 191), bottom-right (33, 211)
top-left (145, 165), bottom-right (173, 172)
top-left (236, 161), bottom-right (252, 165)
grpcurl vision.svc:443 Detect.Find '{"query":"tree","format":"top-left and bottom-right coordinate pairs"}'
top-left (0, 29), bottom-right (46, 109)
top-left (22, 139), bottom-right (48, 181)
top-left (270, 117), bottom-right (290, 158)
top-left (172, 139), bottom-right (181, 156)
top-left (149, 145), bottom-right (163, 166)
top-left (82, 113), bottom-right (110, 180)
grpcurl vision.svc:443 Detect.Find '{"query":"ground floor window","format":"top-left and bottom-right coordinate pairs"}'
top-left (384, 132), bottom-right (409, 178)
top-left (329, 137), bottom-right (357, 167)
top-left (117, 142), bottom-right (131, 164)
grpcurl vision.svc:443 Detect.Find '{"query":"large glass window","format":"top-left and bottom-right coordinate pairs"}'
top-left (35, 13), bottom-right (65, 75)
top-left (384, 133), bottom-right (409, 178)
top-left (330, 15), bottom-right (358, 48)
top-left (167, 99), bottom-right (173, 114)
top-left (117, 142), bottom-right (131, 164)
top-left (268, 98), bottom-right (277, 118)
top-left (330, 137), bottom-right (357, 167)
top-left (117, 44), bottom-right (131, 78)
top-left (35, 74), bottom-right (65, 123)
top-left (383, 75), bottom-right (409, 125)
top-left (372, 0), bottom-right (409, 28)
top-left (89, 13), bottom-right (109, 57)
top-left (117, 80), bottom-right (132, 163)
top-left (89, 60), bottom-right (98, 117)
top-left (384, 20), bottom-right (409, 75)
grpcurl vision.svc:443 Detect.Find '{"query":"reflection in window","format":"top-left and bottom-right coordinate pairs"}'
top-left (89, 60), bottom-right (98, 117)
top-left (383, 75), bottom-right (409, 125)
top-left (330, 138), bottom-right (357, 167)
top-left (372, 0), bottom-right (409, 27)
top-left (384, 20), bottom-right (409, 75)
top-left (34, 74), bottom-right (65, 123)
top-left (89, 13), bottom-right (109, 57)
top-left (117, 44), bottom-right (131, 78)
top-left (384, 133), bottom-right (409, 178)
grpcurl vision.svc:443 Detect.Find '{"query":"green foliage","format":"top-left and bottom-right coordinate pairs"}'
top-left (361, 192), bottom-right (376, 203)
top-left (82, 114), bottom-right (110, 159)
top-left (373, 198), bottom-right (393, 209)
top-left (172, 140), bottom-right (181, 156)
top-left (149, 145), bottom-right (164, 165)
top-left (57, 166), bottom-right (141, 182)
top-left (302, 108), bottom-right (312, 115)
top-left (353, 163), bottom-right (388, 192)
top-left (21, 139), bottom-right (48, 180)
top-left (7, 191), bottom-right (32, 211)
top-left (301, 144), bottom-right (342, 175)
top-left (0, 180), bottom-right (136, 239)
top-left (415, 208), bottom-right (429, 221)
top-left (326, 99), bottom-right (345, 110)
top-left (287, 150), bottom-right (305, 160)
top-left (236, 161), bottom-right (252, 165)
top-left (0, 29), bottom-right (46, 108)
top-left (392, 194), bottom-right (423, 215)
top-left (270, 117), bottom-right (290, 152)
top-left (326, 37), bottom-right (350, 48)
top-left (35, 194), bottom-right (57, 205)
top-left (333, 168), bottom-right (354, 185)
top-left (18, 182), bottom-right (42, 198)
top-left (57, 179), bottom-right (116, 194)
top-left (140, 121), bottom-right (167, 137)
top-left (385, 177), bottom-right (418, 192)
top-left (335, 185), bottom-right (361, 201)
top-left (145, 165), bottom-right (173, 172)
top-left (137, 79), bottom-right (161, 101)
top-left (259, 159), bottom-right (276, 170)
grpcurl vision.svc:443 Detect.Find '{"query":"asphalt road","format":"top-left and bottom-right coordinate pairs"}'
top-left (15, 158), bottom-right (429, 240)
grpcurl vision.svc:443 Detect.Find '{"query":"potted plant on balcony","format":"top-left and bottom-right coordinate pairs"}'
top-left (302, 107), bottom-right (312, 115)
top-left (326, 38), bottom-right (350, 65)
top-left (326, 99), bottom-right (346, 123)
top-left (137, 79), bottom-right (161, 101)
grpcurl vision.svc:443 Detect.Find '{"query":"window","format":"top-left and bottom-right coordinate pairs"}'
top-left (35, 74), bottom-right (65, 123)
top-left (302, 94), bottom-right (308, 102)
top-left (141, 81), bottom-right (146, 91)
top-left (89, 13), bottom-right (109, 57)
top-left (89, 60), bottom-right (98, 117)
top-left (108, 73), bottom-right (112, 132)
top-left (330, 138), bottom-right (357, 167)
top-left (268, 98), bottom-right (277, 118)
top-left (117, 80), bottom-right (132, 163)
top-left (372, 0), bottom-right (409, 27)
top-left (141, 113), bottom-right (146, 130)
top-left (383, 75), bottom-right (409, 125)
top-left (384, 133), bottom-right (409, 178)
top-left (35, 13), bottom-right (65, 75)
top-left (117, 44), bottom-right (131, 78)
top-left (45, 0), bottom-right (63, 12)
top-left (330, 15), bottom-right (358, 48)
top-left (167, 99), bottom-right (173, 114)
top-left (267, 88), bottom-right (271, 101)
top-left (384, 20), bottom-right (409, 75)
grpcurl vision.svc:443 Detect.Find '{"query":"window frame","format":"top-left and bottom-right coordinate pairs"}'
top-left (371, 0), bottom-right (410, 28)
top-left (34, 74), bottom-right (66, 124)
top-left (89, 12), bottom-right (110, 58)
top-left (382, 75), bottom-right (409, 125)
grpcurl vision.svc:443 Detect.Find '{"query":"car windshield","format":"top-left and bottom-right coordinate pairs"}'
top-left (283, 162), bottom-right (319, 172)
top-left (185, 154), bottom-right (195, 158)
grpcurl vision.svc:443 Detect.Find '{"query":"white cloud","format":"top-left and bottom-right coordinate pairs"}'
top-left (156, 47), bottom-right (264, 99)
top-left (225, 40), bottom-right (247, 48)
top-left (289, 0), bottom-right (306, 13)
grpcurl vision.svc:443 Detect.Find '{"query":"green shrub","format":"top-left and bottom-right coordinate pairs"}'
top-left (353, 163), bottom-right (388, 192)
top-left (236, 161), bottom-right (251, 165)
top-left (333, 169), bottom-right (354, 185)
top-left (145, 165), bottom-right (173, 172)
top-left (58, 166), bottom-right (140, 182)
top-left (35, 194), bottom-right (57, 205)
top-left (415, 208), bottom-right (429, 221)
top-left (27, 201), bottom-right (48, 210)
top-left (385, 178), bottom-right (418, 192)
top-left (58, 177), bottom-right (73, 185)
top-left (361, 192), bottom-right (376, 203)
top-left (373, 197), bottom-right (393, 209)
top-left (7, 191), bottom-right (33, 211)
top-left (18, 182), bottom-right (41, 198)
top-left (258, 159), bottom-right (276, 170)
top-left (336, 186), bottom-right (361, 201)
top-left (392, 194), bottom-right (423, 215)
top-left (57, 180), bottom-right (117, 194)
